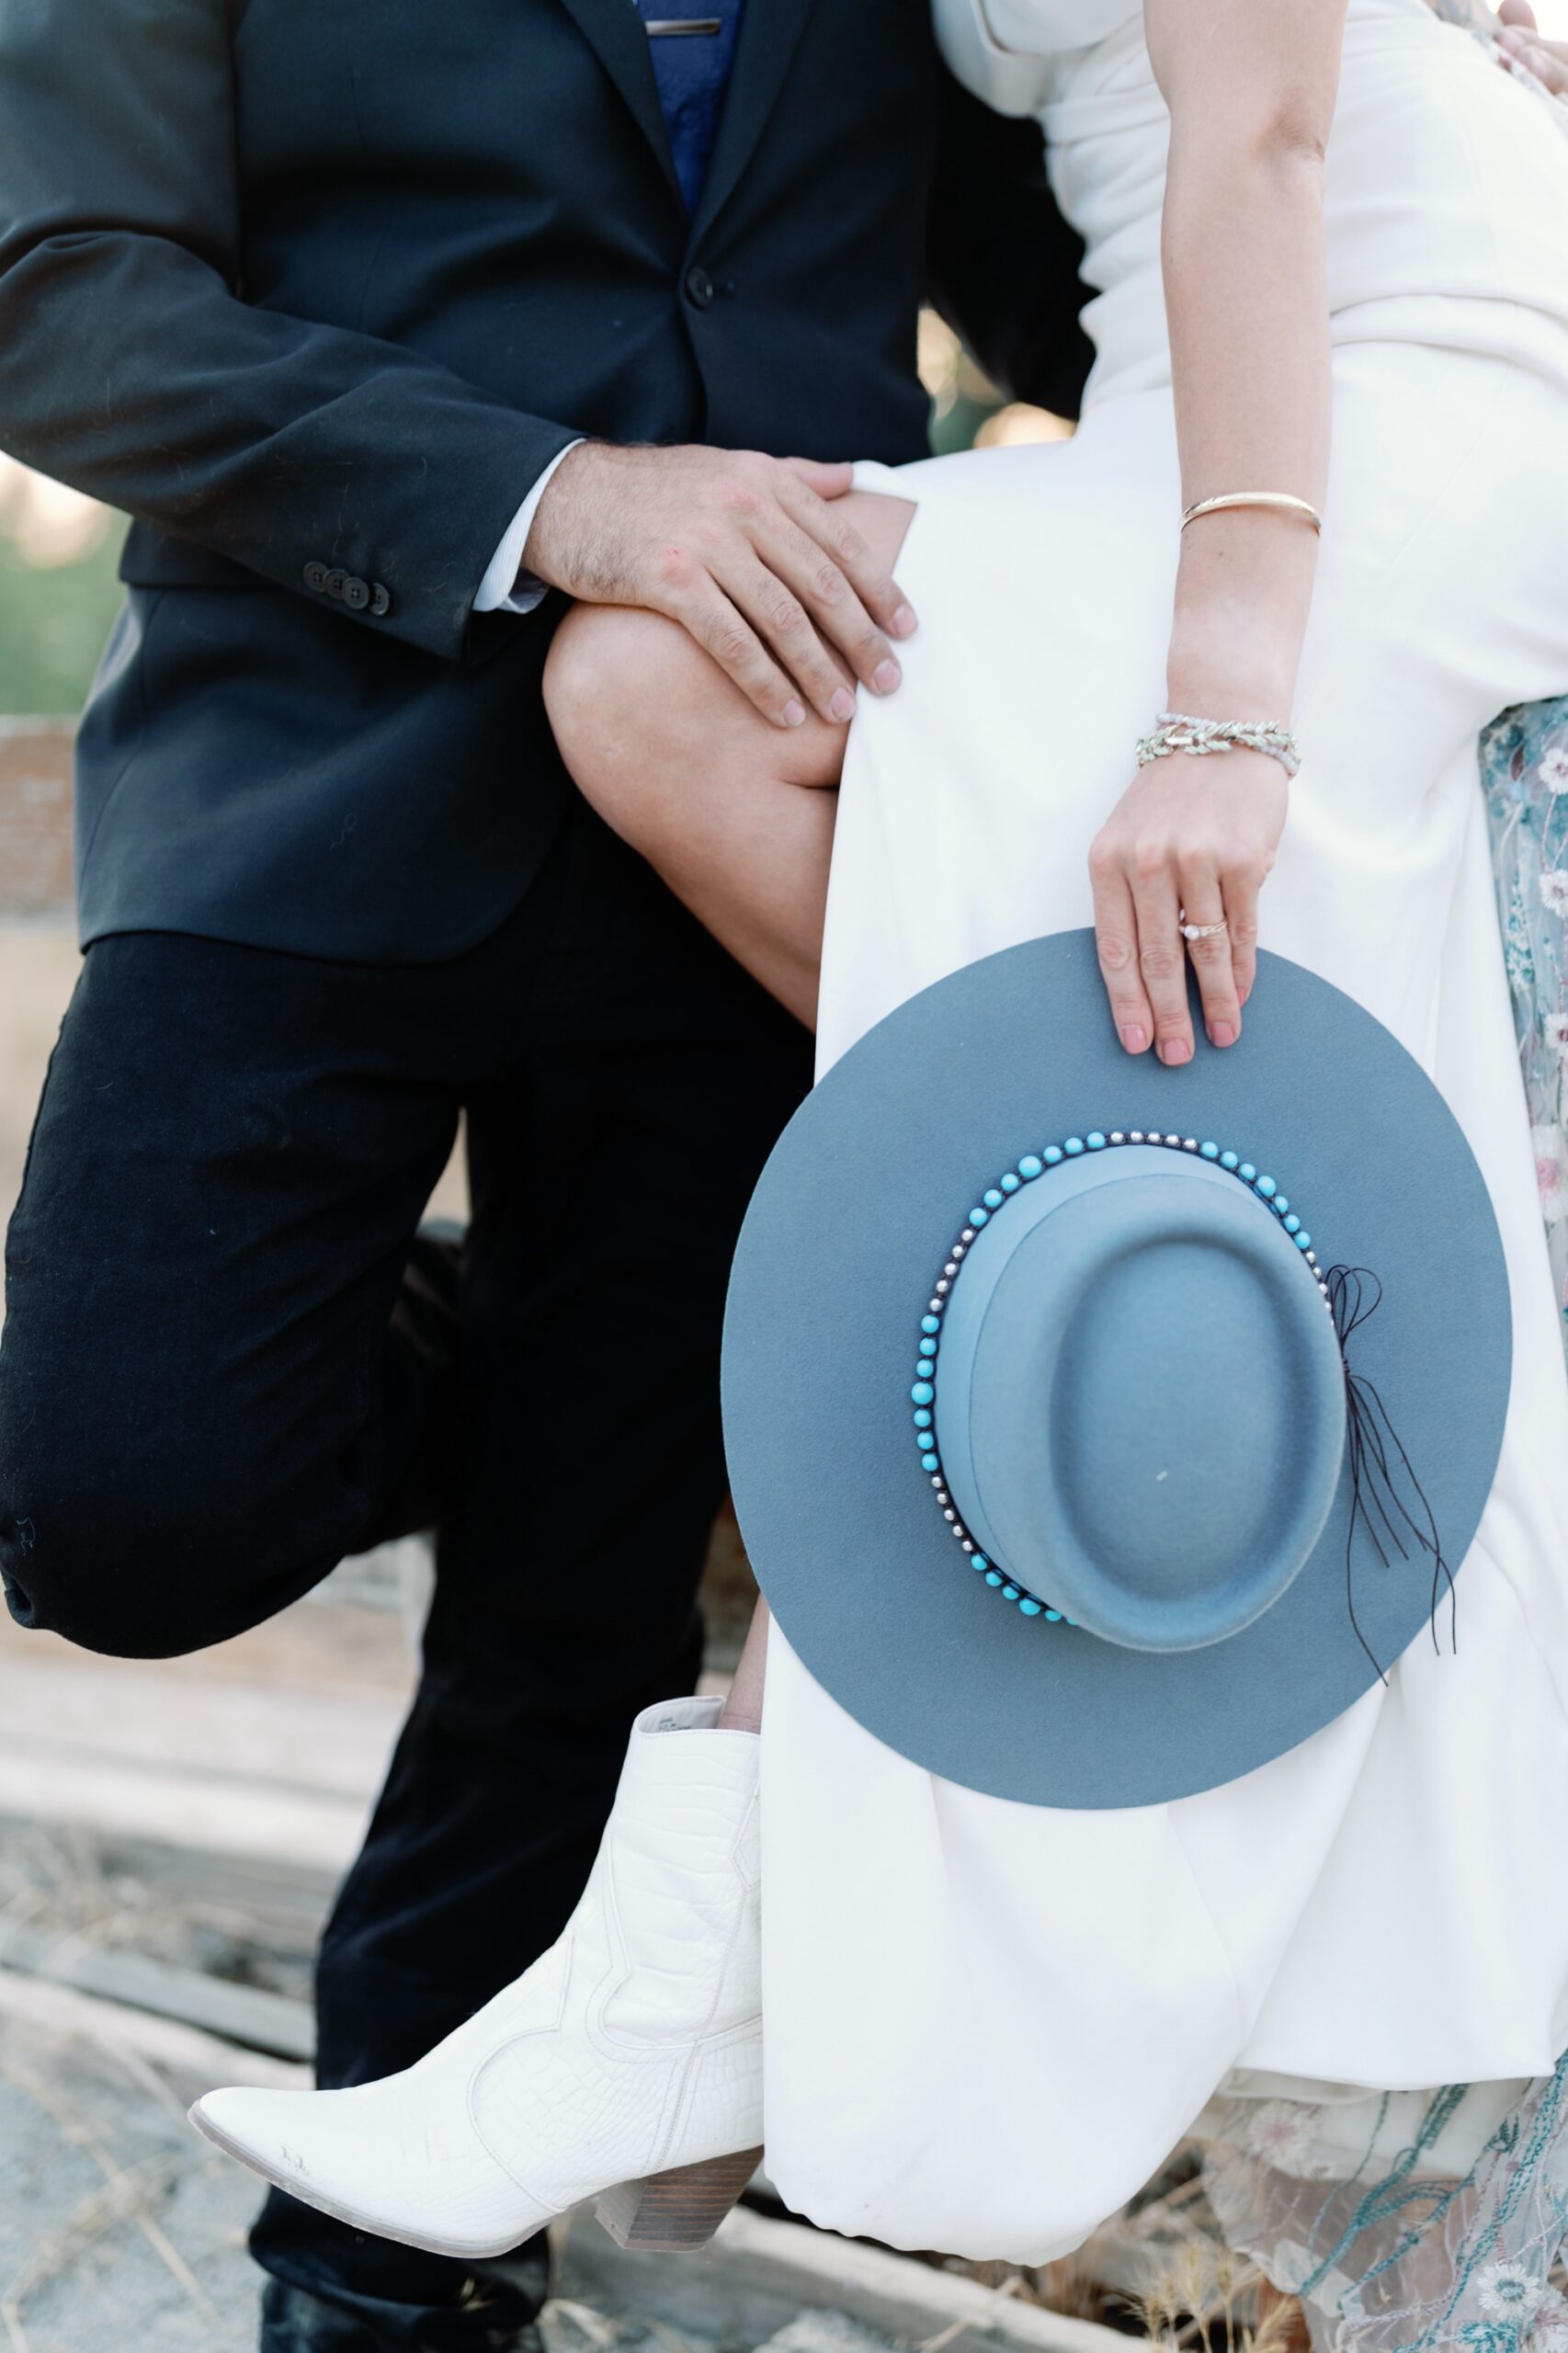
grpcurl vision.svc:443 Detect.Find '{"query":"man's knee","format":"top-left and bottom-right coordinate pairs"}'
top-left (0, 1409), bottom-right (324, 1659)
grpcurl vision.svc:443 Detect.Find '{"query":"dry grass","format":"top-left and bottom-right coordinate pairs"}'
top-left (947, 2149), bottom-right (1308, 2353)
top-left (0, 1820), bottom-right (320, 2008)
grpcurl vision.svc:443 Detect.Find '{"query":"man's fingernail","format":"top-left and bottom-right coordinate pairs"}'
top-left (1159, 1038), bottom-right (1191, 1067)
top-left (1120, 1024), bottom-right (1148, 1054)
top-left (1210, 1021), bottom-right (1236, 1049)
top-left (872, 659), bottom-right (902, 695)
top-left (830, 688), bottom-right (856, 723)
top-left (782, 699), bottom-right (806, 728)
top-left (891, 604), bottom-right (917, 638)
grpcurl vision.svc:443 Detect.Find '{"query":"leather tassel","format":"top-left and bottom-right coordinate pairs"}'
top-left (1324, 1266), bottom-right (1457, 1679)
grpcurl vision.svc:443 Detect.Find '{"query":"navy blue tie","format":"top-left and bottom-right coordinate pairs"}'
top-left (633, 0), bottom-right (747, 214)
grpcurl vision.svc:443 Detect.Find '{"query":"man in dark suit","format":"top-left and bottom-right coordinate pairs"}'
top-left (0, 1), bottom-right (1089, 2341)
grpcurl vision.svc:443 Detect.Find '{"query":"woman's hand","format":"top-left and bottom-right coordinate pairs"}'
top-left (1088, 748), bottom-right (1287, 1065)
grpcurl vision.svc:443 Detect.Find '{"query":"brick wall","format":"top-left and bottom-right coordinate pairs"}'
top-left (0, 721), bottom-right (74, 917)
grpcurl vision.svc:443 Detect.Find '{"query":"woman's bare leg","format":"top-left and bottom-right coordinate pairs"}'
top-left (720, 1599), bottom-right (770, 1733)
top-left (546, 494), bottom-right (915, 1730)
top-left (543, 491), bottom-right (916, 1030)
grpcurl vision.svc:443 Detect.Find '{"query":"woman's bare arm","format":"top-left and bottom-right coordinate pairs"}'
top-left (1149, 0), bottom-right (1344, 722)
top-left (1088, 0), bottom-right (1347, 1067)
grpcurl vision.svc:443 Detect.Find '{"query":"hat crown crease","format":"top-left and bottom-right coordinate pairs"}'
top-left (937, 1153), bottom-right (1346, 1654)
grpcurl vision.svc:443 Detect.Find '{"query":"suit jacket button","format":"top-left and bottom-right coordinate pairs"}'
top-left (369, 583), bottom-right (392, 618)
top-left (684, 266), bottom-right (714, 310)
top-left (303, 561), bottom-right (329, 593)
top-left (325, 568), bottom-right (347, 600)
top-left (341, 575), bottom-right (370, 611)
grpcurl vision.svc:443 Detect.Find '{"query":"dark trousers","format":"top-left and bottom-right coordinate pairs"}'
top-left (0, 800), bottom-right (811, 2348)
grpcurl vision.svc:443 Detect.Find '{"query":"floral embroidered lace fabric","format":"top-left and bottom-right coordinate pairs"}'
top-left (1484, 699), bottom-right (1568, 1334)
top-left (1199, 697), bottom-right (1568, 2352)
top-left (1205, 2061), bottom-right (1568, 2353)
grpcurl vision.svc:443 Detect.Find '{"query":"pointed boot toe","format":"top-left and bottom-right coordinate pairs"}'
top-left (191, 2075), bottom-right (548, 2260)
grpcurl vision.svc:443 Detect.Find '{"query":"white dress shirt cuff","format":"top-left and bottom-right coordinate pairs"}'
top-left (473, 440), bottom-right (585, 616)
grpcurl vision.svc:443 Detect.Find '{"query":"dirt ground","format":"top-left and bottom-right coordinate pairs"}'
top-left (0, 2006), bottom-right (273, 2353)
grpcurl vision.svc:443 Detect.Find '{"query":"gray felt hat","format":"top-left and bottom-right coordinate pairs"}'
top-left (722, 931), bottom-right (1512, 1808)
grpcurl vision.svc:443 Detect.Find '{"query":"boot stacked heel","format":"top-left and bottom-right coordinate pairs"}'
top-left (597, 2143), bottom-right (764, 2250)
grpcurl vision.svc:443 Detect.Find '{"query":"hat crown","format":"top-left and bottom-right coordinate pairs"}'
top-left (936, 1150), bottom-right (1347, 1651)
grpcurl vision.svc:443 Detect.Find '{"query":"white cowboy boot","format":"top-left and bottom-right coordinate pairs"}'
top-left (190, 1697), bottom-right (763, 2259)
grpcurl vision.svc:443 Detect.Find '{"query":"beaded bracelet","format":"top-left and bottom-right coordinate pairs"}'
top-left (1135, 711), bottom-right (1302, 780)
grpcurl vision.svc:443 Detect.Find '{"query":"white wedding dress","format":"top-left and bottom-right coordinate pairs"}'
top-left (759, 0), bottom-right (1568, 2268)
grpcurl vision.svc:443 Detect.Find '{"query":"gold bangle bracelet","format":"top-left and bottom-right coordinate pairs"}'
top-left (1180, 492), bottom-right (1324, 534)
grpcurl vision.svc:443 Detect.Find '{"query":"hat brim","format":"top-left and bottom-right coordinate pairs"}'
top-left (722, 932), bottom-right (1511, 1808)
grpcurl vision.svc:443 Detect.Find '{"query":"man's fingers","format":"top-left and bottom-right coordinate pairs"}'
top-left (779, 456), bottom-right (856, 501)
top-left (775, 472), bottom-right (918, 646)
top-left (1089, 846), bottom-right (1155, 1055)
top-left (713, 549), bottom-right (855, 725)
top-left (676, 583), bottom-right (810, 729)
top-left (756, 512), bottom-right (906, 702)
top-left (1130, 862), bottom-right (1192, 1068)
top-left (1527, 36), bottom-right (1568, 93)
top-left (1497, 17), bottom-right (1568, 90)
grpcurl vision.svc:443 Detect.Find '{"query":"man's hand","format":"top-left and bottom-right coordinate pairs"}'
top-left (523, 442), bottom-right (917, 730)
top-left (1497, 0), bottom-right (1568, 97)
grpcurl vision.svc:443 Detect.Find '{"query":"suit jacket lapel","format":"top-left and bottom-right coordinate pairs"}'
top-left (556, 0), bottom-right (682, 202)
top-left (692, 0), bottom-right (822, 240)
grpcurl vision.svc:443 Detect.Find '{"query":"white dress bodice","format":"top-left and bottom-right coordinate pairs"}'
top-left (976, 0), bottom-right (1140, 52)
top-left (933, 0), bottom-right (1568, 400)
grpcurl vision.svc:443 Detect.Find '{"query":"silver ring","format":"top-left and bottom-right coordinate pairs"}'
top-left (1179, 915), bottom-right (1229, 943)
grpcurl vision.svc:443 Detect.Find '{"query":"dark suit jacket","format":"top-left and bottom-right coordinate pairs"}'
top-left (0, 0), bottom-right (1091, 961)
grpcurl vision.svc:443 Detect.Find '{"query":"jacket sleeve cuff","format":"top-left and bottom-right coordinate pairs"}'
top-left (473, 440), bottom-right (586, 615)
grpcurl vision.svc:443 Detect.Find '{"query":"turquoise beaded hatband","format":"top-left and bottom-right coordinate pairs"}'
top-left (914, 1128), bottom-right (1326, 1625)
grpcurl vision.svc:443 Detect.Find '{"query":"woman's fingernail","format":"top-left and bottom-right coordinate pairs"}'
top-left (1159, 1038), bottom-right (1191, 1067)
top-left (830, 688), bottom-right (857, 723)
top-left (781, 699), bottom-right (807, 728)
top-left (872, 659), bottom-right (902, 695)
top-left (891, 604), bottom-right (918, 638)
top-left (1210, 1021), bottom-right (1236, 1049)
top-left (1120, 1023), bottom-right (1148, 1054)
